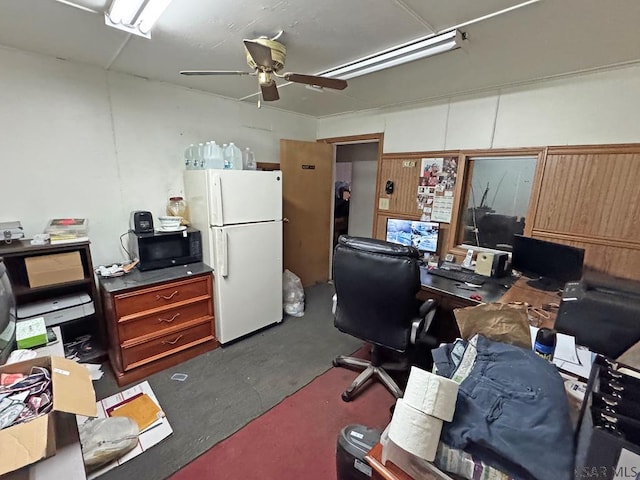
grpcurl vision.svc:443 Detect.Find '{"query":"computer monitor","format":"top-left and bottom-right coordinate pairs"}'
top-left (511, 234), bottom-right (585, 291)
top-left (385, 219), bottom-right (439, 253)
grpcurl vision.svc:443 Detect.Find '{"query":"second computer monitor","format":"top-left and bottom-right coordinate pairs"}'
top-left (511, 234), bottom-right (585, 290)
top-left (386, 219), bottom-right (439, 253)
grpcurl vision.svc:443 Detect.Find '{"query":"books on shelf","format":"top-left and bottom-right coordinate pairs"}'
top-left (49, 235), bottom-right (90, 245)
top-left (45, 218), bottom-right (89, 244)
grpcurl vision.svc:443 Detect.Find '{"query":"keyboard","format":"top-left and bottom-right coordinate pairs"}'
top-left (427, 267), bottom-right (486, 285)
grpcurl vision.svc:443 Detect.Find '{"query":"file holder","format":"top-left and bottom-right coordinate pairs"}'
top-left (574, 355), bottom-right (640, 479)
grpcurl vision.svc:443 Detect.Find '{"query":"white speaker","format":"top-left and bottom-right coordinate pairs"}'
top-left (475, 252), bottom-right (494, 277)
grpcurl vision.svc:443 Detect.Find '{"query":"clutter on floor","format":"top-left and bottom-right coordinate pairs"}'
top-left (0, 365), bottom-right (53, 430)
top-left (0, 356), bottom-right (96, 476)
top-left (77, 380), bottom-right (172, 479)
top-left (79, 417), bottom-right (139, 473)
top-left (64, 334), bottom-right (101, 363)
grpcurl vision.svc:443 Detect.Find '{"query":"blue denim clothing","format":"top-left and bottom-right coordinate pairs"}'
top-left (433, 335), bottom-right (575, 480)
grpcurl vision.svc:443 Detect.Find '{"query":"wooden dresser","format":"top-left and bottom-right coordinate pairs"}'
top-left (98, 263), bottom-right (218, 386)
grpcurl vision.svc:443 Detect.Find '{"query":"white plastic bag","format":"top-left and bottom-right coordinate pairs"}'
top-left (79, 417), bottom-right (139, 472)
top-left (283, 269), bottom-right (305, 317)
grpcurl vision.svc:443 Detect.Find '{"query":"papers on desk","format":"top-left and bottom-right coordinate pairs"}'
top-left (529, 326), bottom-right (595, 379)
top-left (555, 347), bottom-right (594, 379)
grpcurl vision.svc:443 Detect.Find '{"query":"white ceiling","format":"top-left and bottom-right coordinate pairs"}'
top-left (1, 0), bottom-right (639, 117)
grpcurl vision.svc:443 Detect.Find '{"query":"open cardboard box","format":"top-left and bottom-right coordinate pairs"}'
top-left (0, 356), bottom-right (97, 475)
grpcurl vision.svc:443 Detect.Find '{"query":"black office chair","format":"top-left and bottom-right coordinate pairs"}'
top-left (476, 213), bottom-right (524, 250)
top-left (555, 271), bottom-right (640, 358)
top-left (332, 236), bottom-right (438, 402)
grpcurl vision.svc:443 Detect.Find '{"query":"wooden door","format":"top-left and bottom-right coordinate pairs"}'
top-left (280, 139), bottom-right (333, 287)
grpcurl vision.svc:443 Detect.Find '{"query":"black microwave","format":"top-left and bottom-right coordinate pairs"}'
top-left (128, 228), bottom-right (202, 271)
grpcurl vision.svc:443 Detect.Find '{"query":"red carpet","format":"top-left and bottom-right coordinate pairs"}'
top-left (170, 351), bottom-right (396, 480)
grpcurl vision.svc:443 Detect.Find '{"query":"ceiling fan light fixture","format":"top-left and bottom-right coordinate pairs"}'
top-left (322, 29), bottom-right (465, 80)
top-left (105, 0), bottom-right (172, 38)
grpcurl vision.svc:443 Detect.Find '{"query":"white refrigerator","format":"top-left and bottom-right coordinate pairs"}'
top-left (184, 169), bottom-right (283, 344)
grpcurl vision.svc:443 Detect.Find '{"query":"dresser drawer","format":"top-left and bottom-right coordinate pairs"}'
top-left (122, 321), bottom-right (213, 371)
top-left (115, 275), bottom-right (211, 318)
top-left (119, 299), bottom-right (213, 342)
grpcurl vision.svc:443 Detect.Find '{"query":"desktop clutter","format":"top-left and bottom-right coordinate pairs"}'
top-left (335, 236), bottom-right (640, 480)
top-left (349, 286), bottom-right (640, 480)
top-left (373, 305), bottom-right (577, 480)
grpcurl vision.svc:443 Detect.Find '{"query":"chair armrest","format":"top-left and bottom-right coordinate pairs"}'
top-left (332, 293), bottom-right (337, 315)
top-left (419, 298), bottom-right (437, 319)
top-left (411, 299), bottom-right (437, 344)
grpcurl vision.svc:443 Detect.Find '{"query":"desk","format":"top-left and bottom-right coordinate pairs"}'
top-left (419, 267), bottom-right (512, 342)
top-left (419, 269), bottom-right (561, 340)
top-left (420, 267), bottom-right (512, 306)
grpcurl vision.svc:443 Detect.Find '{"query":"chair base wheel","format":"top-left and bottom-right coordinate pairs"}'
top-left (332, 359), bottom-right (339, 367)
top-left (341, 392), bottom-right (352, 402)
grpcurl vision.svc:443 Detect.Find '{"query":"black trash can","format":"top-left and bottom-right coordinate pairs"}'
top-left (336, 424), bottom-right (381, 480)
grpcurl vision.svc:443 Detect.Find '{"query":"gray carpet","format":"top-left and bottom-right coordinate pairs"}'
top-left (94, 282), bottom-right (360, 480)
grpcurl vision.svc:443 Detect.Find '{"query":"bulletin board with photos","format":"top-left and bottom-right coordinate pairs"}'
top-left (374, 152), bottom-right (466, 258)
top-left (417, 156), bottom-right (458, 223)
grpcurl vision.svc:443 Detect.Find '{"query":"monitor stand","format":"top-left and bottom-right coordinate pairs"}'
top-left (526, 276), bottom-right (562, 292)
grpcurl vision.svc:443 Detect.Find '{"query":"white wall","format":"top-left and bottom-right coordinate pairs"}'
top-left (348, 160), bottom-right (377, 237)
top-left (0, 46), bottom-right (317, 266)
top-left (317, 64), bottom-right (640, 150)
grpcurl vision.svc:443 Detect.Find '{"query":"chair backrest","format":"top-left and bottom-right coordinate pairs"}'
top-left (477, 213), bottom-right (524, 249)
top-left (333, 235), bottom-right (421, 352)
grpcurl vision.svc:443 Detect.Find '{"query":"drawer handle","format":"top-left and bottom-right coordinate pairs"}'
top-left (156, 290), bottom-right (179, 301)
top-left (162, 334), bottom-right (183, 346)
top-left (158, 313), bottom-right (180, 323)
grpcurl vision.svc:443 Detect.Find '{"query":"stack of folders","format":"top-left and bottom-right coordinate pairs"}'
top-left (106, 393), bottom-right (165, 433)
top-left (575, 355), bottom-right (640, 480)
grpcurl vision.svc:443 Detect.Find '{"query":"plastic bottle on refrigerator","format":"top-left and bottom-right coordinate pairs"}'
top-left (205, 141), bottom-right (224, 169)
top-left (243, 147), bottom-right (257, 170)
top-left (195, 143), bottom-right (206, 169)
top-left (221, 143), bottom-right (229, 169)
top-left (223, 142), bottom-right (243, 170)
top-left (184, 144), bottom-right (196, 170)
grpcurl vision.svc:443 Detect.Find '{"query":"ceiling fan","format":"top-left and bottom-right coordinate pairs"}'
top-left (180, 35), bottom-right (348, 102)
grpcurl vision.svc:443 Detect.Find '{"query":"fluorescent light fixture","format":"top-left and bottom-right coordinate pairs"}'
top-left (322, 30), bottom-right (465, 81)
top-left (105, 0), bottom-right (172, 38)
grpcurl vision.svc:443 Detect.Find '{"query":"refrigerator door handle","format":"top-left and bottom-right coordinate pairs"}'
top-left (213, 175), bottom-right (224, 225)
top-left (218, 230), bottom-right (228, 277)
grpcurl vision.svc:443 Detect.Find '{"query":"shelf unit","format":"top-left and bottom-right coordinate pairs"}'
top-left (0, 239), bottom-right (106, 363)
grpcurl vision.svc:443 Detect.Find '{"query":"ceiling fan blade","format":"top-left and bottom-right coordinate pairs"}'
top-left (180, 70), bottom-right (253, 76)
top-left (260, 83), bottom-right (280, 101)
top-left (283, 73), bottom-right (348, 90)
top-left (244, 40), bottom-right (274, 69)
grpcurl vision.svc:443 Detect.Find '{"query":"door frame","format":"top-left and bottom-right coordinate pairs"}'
top-left (318, 133), bottom-right (384, 277)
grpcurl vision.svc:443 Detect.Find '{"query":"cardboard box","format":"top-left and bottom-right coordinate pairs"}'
top-left (25, 252), bottom-right (84, 288)
top-left (0, 356), bottom-right (97, 475)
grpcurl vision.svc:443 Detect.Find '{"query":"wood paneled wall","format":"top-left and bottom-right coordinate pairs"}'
top-left (373, 152), bottom-right (462, 258)
top-left (373, 144), bottom-right (640, 280)
top-left (529, 145), bottom-right (640, 279)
